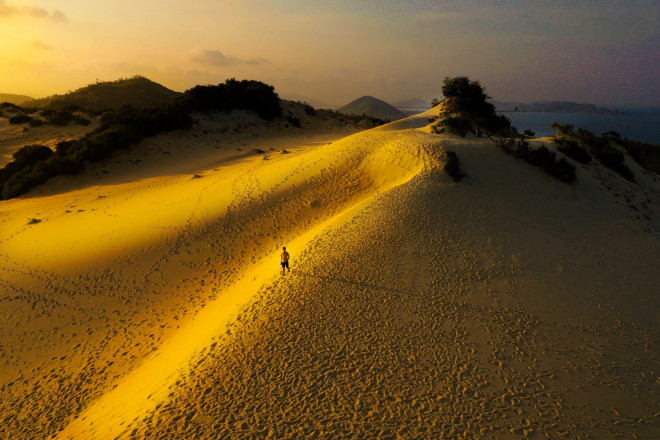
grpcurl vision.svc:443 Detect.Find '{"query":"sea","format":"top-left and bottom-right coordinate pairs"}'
top-left (498, 110), bottom-right (660, 144)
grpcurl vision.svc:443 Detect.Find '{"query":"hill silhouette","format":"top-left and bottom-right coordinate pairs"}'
top-left (27, 76), bottom-right (181, 110)
top-left (337, 96), bottom-right (406, 121)
top-left (0, 93), bottom-right (33, 106)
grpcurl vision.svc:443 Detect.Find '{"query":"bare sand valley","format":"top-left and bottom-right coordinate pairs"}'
top-left (1, 104), bottom-right (659, 439)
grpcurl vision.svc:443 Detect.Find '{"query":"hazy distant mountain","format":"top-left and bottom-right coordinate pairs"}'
top-left (493, 100), bottom-right (620, 114)
top-left (393, 98), bottom-right (432, 111)
top-left (337, 96), bottom-right (407, 121)
top-left (0, 93), bottom-right (33, 106)
top-left (27, 76), bottom-right (182, 110)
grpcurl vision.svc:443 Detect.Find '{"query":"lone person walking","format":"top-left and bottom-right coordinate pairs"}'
top-left (281, 247), bottom-right (290, 275)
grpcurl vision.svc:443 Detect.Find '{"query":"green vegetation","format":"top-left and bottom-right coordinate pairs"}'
top-left (181, 79), bottom-right (281, 120)
top-left (444, 151), bottom-right (466, 182)
top-left (551, 122), bottom-right (574, 137)
top-left (551, 123), bottom-right (660, 179)
top-left (3, 104), bottom-right (91, 128)
top-left (0, 79), bottom-right (282, 200)
top-left (0, 102), bottom-right (34, 113)
top-left (438, 77), bottom-right (575, 183)
top-left (598, 130), bottom-right (660, 175)
top-left (618, 138), bottom-right (660, 175)
top-left (444, 115), bottom-right (472, 137)
top-left (27, 75), bottom-right (181, 111)
top-left (551, 126), bottom-right (634, 181)
top-left (40, 109), bottom-right (74, 126)
top-left (299, 102), bottom-right (315, 116)
top-left (553, 138), bottom-right (592, 164)
top-left (286, 116), bottom-right (301, 128)
top-left (8, 115), bottom-right (33, 124)
top-left (497, 138), bottom-right (577, 183)
top-left (439, 77), bottom-right (512, 137)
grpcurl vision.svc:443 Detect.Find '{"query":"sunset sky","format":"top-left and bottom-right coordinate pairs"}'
top-left (1, 0), bottom-right (658, 107)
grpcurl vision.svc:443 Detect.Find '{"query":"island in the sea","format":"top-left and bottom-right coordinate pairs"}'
top-left (493, 100), bottom-right (621, 114)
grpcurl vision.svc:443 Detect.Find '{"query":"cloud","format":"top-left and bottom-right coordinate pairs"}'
top-left (189, 48), bottom-right (269, 66)
top-left (0, 0), bottom-right (67, 21)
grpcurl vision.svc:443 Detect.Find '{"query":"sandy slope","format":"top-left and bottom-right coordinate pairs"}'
top-left (1, 108), bottom-right (659, 439)
top-left (0, 117), bottom-right (101, 167)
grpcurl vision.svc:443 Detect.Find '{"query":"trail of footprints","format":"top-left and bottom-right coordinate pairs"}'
top-left (1, 126), bottom-right (658, 439)
top-left (131, 170), bottom-right (659, 438)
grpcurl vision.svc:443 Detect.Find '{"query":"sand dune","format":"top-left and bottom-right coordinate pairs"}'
top-left (1, 108), bottom-right (659, 439)
top-left (0, 117), bottom-right (100, 167)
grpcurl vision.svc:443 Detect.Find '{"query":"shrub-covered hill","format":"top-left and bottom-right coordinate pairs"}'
top-left (0, 79), bottom-right (281, 200)
top-left (0, 93), bottom-right (33, 106)
top-left (337, 96), bottom-right (407, 121)
top-left (27, 76), bottom-right (182, 110)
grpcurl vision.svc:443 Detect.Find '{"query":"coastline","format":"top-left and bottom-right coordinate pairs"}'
top-left (499, 111), bottom-right (660, 144)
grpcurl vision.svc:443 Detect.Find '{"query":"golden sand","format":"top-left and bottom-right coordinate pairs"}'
top-left (1, 106), bottom-right (658, 439)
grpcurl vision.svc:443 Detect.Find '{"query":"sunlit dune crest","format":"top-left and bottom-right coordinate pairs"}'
top-left (1, 101), bottom-right (659, 439)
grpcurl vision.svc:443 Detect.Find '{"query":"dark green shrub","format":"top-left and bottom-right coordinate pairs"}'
top-left (497, 139), bottom-right (576, 183)
top-left (286, 116), bottom-right (301, 128)
top-left (602, 130), bottom-right (621, 141)
top-left (554, 138), bottom-right (592, 164)
top-left (74, 116), bottom-right (90, 126)
top-left (181, 79), bottom-right (281, 120)
top-left (10, 144), bottom-right (53, 169)
top-left (76, 125), bottom-right (143, 161)
top-left (445, 115), bottom-right (472, 137)
top-left (28, 119), bottom-right (45, 127)
top-left (0, 145), bottom-right (57, 198)
top-left (100, 110), bottom-right (117, 124)
top-left (48, 156), bottom-right (84, 175)
top-left (550, 157), bottom-right (578, 183)
top-left (1, 102), bottom-right (20, 109)
top-left (441, 77), bottom-right (511, 137)
top-left (571, 128), bottom-right (634, 181)
top-left (9, 115), bottom-right (33, 124)
top-left (2, 169), bottom-right (33, 199)
top-left (44, 109), bottom-right (74, 126)
top-left (444, 151), bottom-right (466, 181)
top-left (592, 144), bottom-right (634, 181)
top-left (481, 113), bottom-right (512, 135)
top-left (55, 140), bottom-right (76, 156)
top-left (576, 127), bottom-right (598, 144)
top-left (551, 122), bottom-right (574, 136)
top-left (301, 102), bottom-right (315, 115)
top-left (442, 77), bottom-right (489, 114)
top-left (618, 138), bottom-right (660, 174)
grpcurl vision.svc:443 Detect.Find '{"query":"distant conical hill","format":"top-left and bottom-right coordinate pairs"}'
top-left (27, 76), bottom-right (182, 110)
top-left (0, 93), bottom-right (33, 106)
top-left (337, 96), bottom-right (406, 121)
